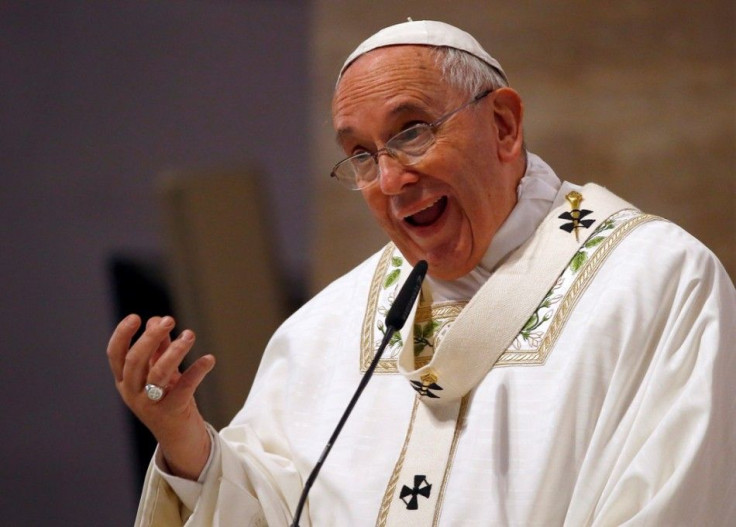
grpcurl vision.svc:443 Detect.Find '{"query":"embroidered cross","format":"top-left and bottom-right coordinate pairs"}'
top-left (559, 191), bottom-right (595, 241)
top-left (410, 371), bottom-right (443, 399)
top-left (400, 475), bottom-right (432, 510)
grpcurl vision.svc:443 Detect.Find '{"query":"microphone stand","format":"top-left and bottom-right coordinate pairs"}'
top-left (290, 260), bottom-right (428, 527)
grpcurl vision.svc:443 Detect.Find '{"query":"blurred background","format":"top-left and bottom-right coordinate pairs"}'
top-left (1, 1), bottom-right (733, 524)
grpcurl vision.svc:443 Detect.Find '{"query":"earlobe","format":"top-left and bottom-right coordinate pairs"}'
top-left (492, 88), bottom-right (524, 162)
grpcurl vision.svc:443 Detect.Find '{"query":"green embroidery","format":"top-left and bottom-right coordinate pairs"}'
top-left (384, 269), bottom-right (400, 288)
top-left (584, 235), bottom-right (605, 248)
top-left (377, 318), bottom-right (403, 348)
top-left (376, 254), bottom-right (406, 354)
top-left (413, 319), bottom-right (441, 356)
top-left (570, 252), bottom-right (587, 273)
top-left (383, 255), bottom-right (403, 288)
top-left (520, 290), bottom-right (554, 338)
top-left (518, 278), bottom-right (563, 347)
top-left (510, 209), bottom-right (638, 352)
top-left (569, 218), bottom-right (615, 274)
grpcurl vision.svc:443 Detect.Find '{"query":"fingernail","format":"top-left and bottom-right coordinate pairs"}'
top-left (160, 316), bottom-right (174, 328)
top-left (180, 330), bottom-right (194, 342)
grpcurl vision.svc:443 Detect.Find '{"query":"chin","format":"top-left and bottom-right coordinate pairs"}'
top-left (398, 240), bottom-right (476, 280)
top-left (424, 257), bottom-right (476, 281)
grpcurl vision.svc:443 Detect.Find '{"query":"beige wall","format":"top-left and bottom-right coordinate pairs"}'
top-left (309, 1), bottom-right (735, 291)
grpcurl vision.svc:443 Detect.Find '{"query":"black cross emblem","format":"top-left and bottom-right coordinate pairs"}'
top-left (400, 475), bottom-right (432, 510)
top-left (559, 209), bottom-right (595, 234)
top-left (559, 191), bottom-right (595, 241)
top-left (410, 379), bottom-right (443, 398)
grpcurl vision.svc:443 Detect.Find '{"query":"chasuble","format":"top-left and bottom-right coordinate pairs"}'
top-left (136, 158), bottom-right (736, 526)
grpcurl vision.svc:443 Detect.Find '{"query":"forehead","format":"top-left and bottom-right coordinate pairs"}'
top-left (332, 46), bottom-right (455, 135)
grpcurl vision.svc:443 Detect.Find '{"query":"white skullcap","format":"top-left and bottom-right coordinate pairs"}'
top-left (339, 19), bottom-right (507, 83)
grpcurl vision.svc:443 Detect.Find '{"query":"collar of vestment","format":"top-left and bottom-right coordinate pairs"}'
top-left (369, 181), bottom-right (659, 525)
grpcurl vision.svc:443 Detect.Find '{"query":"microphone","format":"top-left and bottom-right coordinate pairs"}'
top-left (290, 260), bottom-right (428, 526)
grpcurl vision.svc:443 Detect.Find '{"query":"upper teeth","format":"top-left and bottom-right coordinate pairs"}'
top-left (406, 197), bottom-right (441, 219)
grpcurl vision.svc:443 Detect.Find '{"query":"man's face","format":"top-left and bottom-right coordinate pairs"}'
top-left (332, 46), bottom-right (521, 280)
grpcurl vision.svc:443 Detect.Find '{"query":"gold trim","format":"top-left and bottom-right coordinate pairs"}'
top-left (374, 395), bottom-right (468, 527)
top-left (361, 244), bottom-right (399, 373)
top-left (432, 395), bottom-right (470, 526)
top-left (415, 303), bottom-right (466, 320)
top-left (375, 396), bottom-right (421, 526)
top-left (361, 245), bottom-right (466, 373)
top-left (495, 213), bottom-right (661, 367)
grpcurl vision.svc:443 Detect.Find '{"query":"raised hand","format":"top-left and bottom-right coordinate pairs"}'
top-left (106, 314), bottom-right (215, 480)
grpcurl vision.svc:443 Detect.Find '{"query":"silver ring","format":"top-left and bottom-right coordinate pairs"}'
top-left (144, 383), bottom-right (165, 401)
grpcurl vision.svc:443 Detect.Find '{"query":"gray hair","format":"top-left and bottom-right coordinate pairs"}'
top-left (432, 46), bottom-right (508, 97)
top-left (433, 46), bottom-right (526, 155)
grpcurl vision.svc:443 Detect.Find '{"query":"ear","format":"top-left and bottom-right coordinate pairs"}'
top-left (491, 87), bottom-right (524, 162)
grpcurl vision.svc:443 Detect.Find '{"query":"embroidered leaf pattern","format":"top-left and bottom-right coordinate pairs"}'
top-left (518, 277), bottom-right (564, 345)
top-left (383, 255), bottom-right (404, 289)
top-left (413, 320), bottom-right (440, 356)
top-left (377, 319), bottom-right (403, 350)
top-left (384, 269), bottom-right (401, 288)
top-left (521, 311), bottom-right (539, 333)
top-left (508, 209), bottom-right (640, 353)
top-left (520, 310), bottom-right (552, 340)
top-left (570, 218), bottom-right (615, 273)
top-left (594, 219), bottom-right (615, 234)
top-left (584, 236), bottom-right (605, 249)
top-left (570, 251), bottom-right (587, 273)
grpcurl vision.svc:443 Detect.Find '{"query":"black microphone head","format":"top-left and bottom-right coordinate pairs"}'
top-left (385, 260), bottom-right (428, 331)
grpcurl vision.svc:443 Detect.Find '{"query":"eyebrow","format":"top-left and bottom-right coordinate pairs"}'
top-left (334, 100), bottom-right (433, 146)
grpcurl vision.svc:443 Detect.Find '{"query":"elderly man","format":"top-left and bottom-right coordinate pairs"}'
top-left (108, 20), bottom-right (736, 526)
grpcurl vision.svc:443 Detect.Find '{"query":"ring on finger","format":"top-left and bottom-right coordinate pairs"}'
top-left (144, 383), bottom-right (165, 402)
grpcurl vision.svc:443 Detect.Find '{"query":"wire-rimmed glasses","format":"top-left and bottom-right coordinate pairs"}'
top-left (330, 88), bottom-right (493, 190)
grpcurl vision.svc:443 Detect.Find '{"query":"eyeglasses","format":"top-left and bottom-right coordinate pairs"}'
top-left (330, 88), bottom-right (493, 190)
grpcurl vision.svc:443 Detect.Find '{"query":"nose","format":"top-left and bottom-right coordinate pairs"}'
top-left (376, 151), bottom-right (418, 195)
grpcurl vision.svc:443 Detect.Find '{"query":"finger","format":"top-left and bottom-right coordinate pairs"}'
top-left (145, 316), bottom-right (175, 366)
top-left (106, 314), bottom-right (141, 383)
top-left (123, 316), bottom-right (176, 391)
top-left (147, 329), bottom-right (196, 389)
top-left (149, 329), bottom-right (173, 368)
top-left (145, 316), bottom-right (163, 330)
top-left (164, 354), bottom-right (216, 406)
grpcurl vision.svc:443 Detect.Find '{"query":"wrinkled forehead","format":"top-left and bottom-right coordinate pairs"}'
top-left (338, 19), bottom-right (507, 84)
top-left (331, 45), bottom-right (451, 127)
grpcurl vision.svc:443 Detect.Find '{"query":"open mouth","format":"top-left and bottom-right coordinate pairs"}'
top-left (404, 196), bottom-right (448, 227)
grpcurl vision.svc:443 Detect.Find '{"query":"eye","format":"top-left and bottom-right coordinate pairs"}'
top-left (401, 120), bottom-right (428, 134)
top-left (349, 151), bottom-right (374, 169)
top-left (389, 123), bottom-right (433, 156)
top-left (350, 144), bottom-right (373, 156)
top-left (400, 124), bottom-right (423, 140)
top-left (397, 122), bottom-right (430, 141)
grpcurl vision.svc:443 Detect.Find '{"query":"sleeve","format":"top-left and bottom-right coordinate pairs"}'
top-left (134, 427), bottom-right (277, 527)
top-left (132, 315), bottom-right (311, 527)
top-left (564, 223), bottom-right (736, 526)
top-left (148, 425), bottom-right (215, 512)
top-left (131, 260), bottom-right (368, 527)
top-left (133, 329), bottom-right (308, 527)
top-left (128, 249), bottom-right (403, 526)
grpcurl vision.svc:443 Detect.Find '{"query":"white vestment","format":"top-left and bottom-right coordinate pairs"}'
top-left (135, 155), bottom-right (736, 526)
